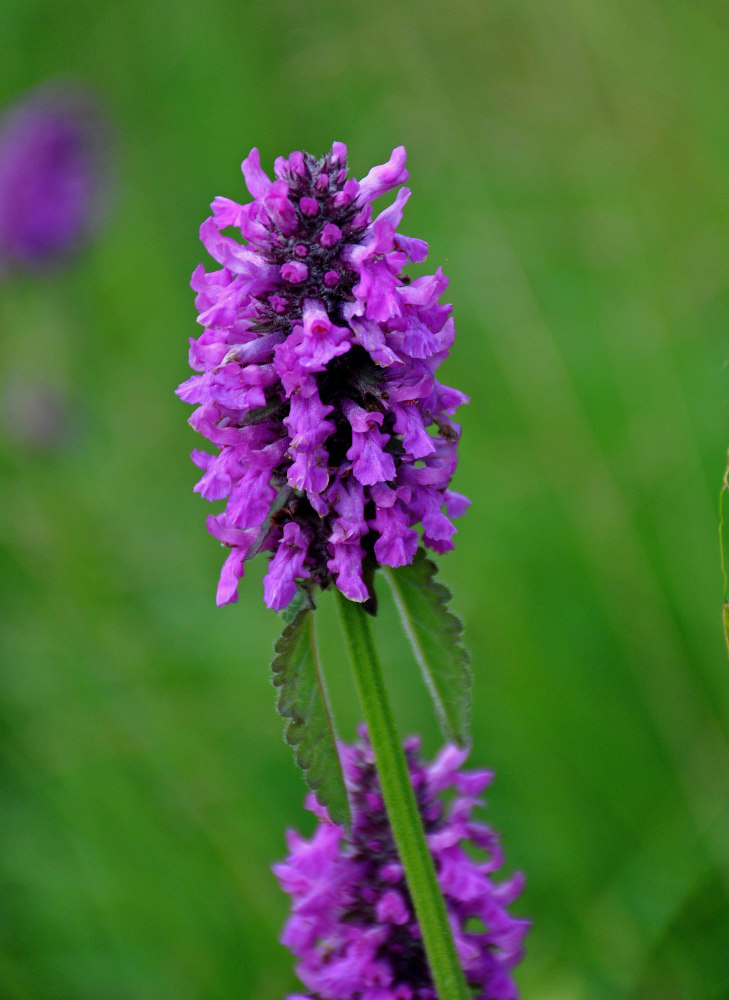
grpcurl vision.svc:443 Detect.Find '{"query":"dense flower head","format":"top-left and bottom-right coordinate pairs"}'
top-left (178, 143), bottom-right (469, 609)
top-left (0, 81), bottom-right (109, 272)
top-left (274, 731), bottom-right (529, 1000)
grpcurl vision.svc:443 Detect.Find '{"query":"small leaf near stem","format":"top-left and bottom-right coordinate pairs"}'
top-left (336, 591), bottom-right (471, 1000)
top-left (385, 549), bottom-right (471, 748)
top-left (271, 591), bottom-right (350, 828)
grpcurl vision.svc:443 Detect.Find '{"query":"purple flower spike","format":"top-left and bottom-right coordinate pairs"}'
top-left (0, 80), bottom-right (110, 273)
top-left (178, 144), bottom-right (469, 609)
top-left (274, 730), bottom-right (529, 1000)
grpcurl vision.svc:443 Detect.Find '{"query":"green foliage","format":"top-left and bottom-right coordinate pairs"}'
top-left (271, 600), bottom-right (350, 829)
top-left (385, 551), bottom-right (471, 748)
top-left (720, 458), bottom-right (729, 657)
top-left (1, 1), bottom-right (729, 997)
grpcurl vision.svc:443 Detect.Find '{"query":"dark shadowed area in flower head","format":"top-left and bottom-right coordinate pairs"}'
top-left (1, 2), bottom-right (728, 1000)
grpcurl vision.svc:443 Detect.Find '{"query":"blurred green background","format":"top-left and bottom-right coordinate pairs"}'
top-left (2, 1), bottom-right (729, 997)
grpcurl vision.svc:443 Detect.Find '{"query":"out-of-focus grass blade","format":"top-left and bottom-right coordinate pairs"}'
top-left (719, 452), bottom-right (729, 657)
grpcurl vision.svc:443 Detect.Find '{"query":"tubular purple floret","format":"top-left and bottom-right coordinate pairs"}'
top-left (178, 143), bottom-right (470, 609)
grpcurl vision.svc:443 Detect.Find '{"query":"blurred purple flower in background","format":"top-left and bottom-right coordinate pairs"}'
top-left (0, 80), bottom-right (110, 273)
top-left (275, 731), bottom-right (528, 1000)
top-left (178, 144), bottom-right (469, 609)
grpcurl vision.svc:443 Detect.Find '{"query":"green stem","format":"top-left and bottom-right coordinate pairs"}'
top-left (336, 592), bottom-right (471, 1000)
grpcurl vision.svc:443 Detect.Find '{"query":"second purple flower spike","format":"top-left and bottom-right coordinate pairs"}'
top-left (275, 731), bottom-right (529, 1000)
top-left (178, 144), bottom-right (469, 610)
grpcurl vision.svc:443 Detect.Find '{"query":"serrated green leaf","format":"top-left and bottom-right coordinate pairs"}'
top-left (279, 584), bottom-right (315, 626)
top-left (385, 549), bottom-right (471, 747)
top-left (270, 606), bottom-right (350, 828)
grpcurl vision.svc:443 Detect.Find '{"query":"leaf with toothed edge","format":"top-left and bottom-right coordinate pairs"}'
top-left (271, 589), bottom-right (351, 828)
top-left (384, 549), bottom-right (471, 748)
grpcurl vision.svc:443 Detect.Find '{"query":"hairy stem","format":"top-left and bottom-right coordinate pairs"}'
top-left (336, 591), bottom-right (471, 1000)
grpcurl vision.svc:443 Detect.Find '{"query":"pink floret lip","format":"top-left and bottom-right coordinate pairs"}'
top-left (274, 730), bottom-right (529, 1000)
top-left (179, 142), bottom-right (469, 609)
